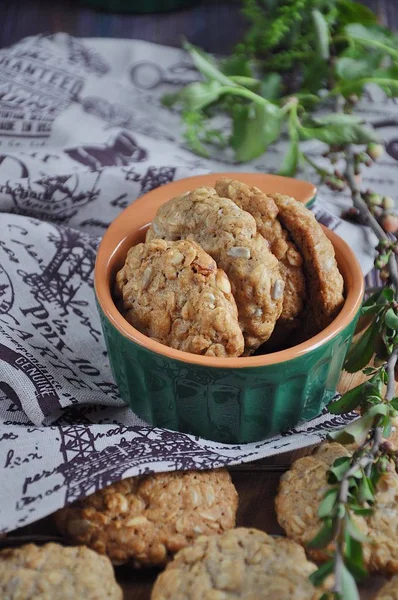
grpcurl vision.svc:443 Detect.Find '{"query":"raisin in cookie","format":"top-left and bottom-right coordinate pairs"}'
top-left (269, 193), bottom-right (344, 340)
top-left (215, 178), bottom-right (306, 349)
top-left (151, 528), bottom-right (324, 600)
top-left (115, 239), bottom-right (244, 357)
top-left (146, 186), bottom-right (284, 354)
top-left (276, 442), bottom-right (398, 574)
top-left (0, 543), bottom-right (122, 600)
top-left (55, 469), bottom-right (238, 568)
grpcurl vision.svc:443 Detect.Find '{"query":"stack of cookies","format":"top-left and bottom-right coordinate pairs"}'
top-left (115, 179), bottom-right (345, 357)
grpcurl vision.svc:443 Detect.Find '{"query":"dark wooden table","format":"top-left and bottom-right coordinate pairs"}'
top-left (1, 1), bottom-right (397, 599)
top-left (0, 0), bottom-right (397, 53)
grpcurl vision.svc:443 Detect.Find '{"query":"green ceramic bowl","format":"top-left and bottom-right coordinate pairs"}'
top-left (95, 173), bottom-right (364, 444)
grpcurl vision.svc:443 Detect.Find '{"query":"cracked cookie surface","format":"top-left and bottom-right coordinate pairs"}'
top-left (215, 178), bottom-right (306, 348)
top-left (146, 187), bottom-right (283, 353)
top-left (151, 527), bottom-right (323, 599)
top-left (55, 469), bottom-right (238, 568)
top-left (115, 238), bottom-right (244, 357)
top-left (0, 543), bottom-right (122, 600)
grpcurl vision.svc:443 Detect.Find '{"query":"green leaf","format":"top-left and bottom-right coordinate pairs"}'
top-left (337, 0), bottom-right (378, 26)
top-left (345, 321), bottom-right (379, 373)
top-left (221, 54), bottom-right (253, 78)
top-left (294, 93), bottom-right (321, 109)
top-left (312, 9), bottom-right (330, 60)
top-left (318, 488), bottom-right (339, 519)
top-left (328, 384), bottom-right (365, 415)
top-left (390, 397), bottom-right (398, 410)
top-left (363, 290), bottom-right (384, 307)
top-left (383, 420), bottom-right (392, 438)
top-left (335, 57), bottom-right (373, 81)
top-left (299, 122), bottom-right (379, 146)
top-left (230, 103), bottom-right (282, 162)
top-left (366, 403), bottom-right (389, 419)
top-left (382, 288), bottom-right (394, 302)
top-left (340, 562), bottom-right (360, 599)
top-left (358, 475), bottom-right (376, 505)
top-left (350, 506), bottom-right (373, 516)
top-left (345, 534), bottom-right (368, 581)
top-left (260, 73), bottom-right (282, 101)
top-left (278, 138), bottom-right (299, 177)
top-left (329, 414), bottom-right (373, 447)
top-left (346, 515), bottom-right (371, 543)
top-left (328, 456), bottom-right (351, 482)
top-left (182, 111), bottom-right (210, 158)
top-left (385, 308), bottom-right (398, 330)
top-left (301, 58), bottom-right (330, 93)
top-left (183, 41), bottom-right (238, 87)
top-left (361, 304), bottom-right (383, 316)
top-left (161, 92), bottom-right (180, 107)
top-left (309, 559), bottom-right (334, 587)
top-left (309, 114), bottom-right (364, 126)
top-left (229, 76), bottom-right (260, 90)
top-left (345, 24), bottom-right (398, 60)
top-left (307, 519), bottom-right (335, 549)
top-left (179, 81), bottom-right (223, 111)
top-left (362, 366), bottom-right (378, 375)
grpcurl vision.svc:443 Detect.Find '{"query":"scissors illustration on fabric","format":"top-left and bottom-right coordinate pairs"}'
top-left (129, 60), bottom-right (198, 90)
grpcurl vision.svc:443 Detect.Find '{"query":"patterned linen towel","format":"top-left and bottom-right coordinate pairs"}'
top-left (1, 33), bottom-right (396, 533)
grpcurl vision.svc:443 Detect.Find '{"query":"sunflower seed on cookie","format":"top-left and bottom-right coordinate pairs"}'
top-left (115, 238), bottom-right (244, 357)
top-left (146, 186), bottom-right (284, 354)
top-left (55, 469), bottom-right (238, 568)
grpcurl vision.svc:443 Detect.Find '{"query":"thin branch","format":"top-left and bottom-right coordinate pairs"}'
top-left (301, 152), bottom-right (332, 177)
top-left (344, 146), bottom-right (387, 240)
top-left (332, 429), bottom-right (383, 594)
top-left (388, 253), bottom-right (398, 301)
top-left (386, 347), bottom-right (398, 401)
top-left (344, 145), bottom-right (398, 295)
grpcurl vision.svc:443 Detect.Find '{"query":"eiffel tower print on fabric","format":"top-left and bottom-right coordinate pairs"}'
top-left (21, 227), bottom-right (97, 317)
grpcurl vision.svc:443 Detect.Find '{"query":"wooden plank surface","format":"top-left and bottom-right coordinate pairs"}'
top-left (0, 0), bottom-right (396, 53)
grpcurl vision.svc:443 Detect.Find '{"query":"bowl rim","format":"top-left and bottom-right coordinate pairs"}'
top-left (95, 173), bottom-right (365, 368)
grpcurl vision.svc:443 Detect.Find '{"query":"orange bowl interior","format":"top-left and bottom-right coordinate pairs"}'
top-left (95, 173), bottom-right (365, 368)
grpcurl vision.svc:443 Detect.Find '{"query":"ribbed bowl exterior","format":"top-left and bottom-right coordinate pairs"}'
top-left (80, 0), bottom-right (199, 13)
top-left (97, 298), bottom-right (360, 444)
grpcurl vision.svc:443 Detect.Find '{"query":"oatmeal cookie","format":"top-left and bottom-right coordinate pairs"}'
top-left (269, 193), bottom-right (344, 340)
top-left (215, 178), bottom-right (306, 346)
top-left (276, 442), bottom-right (398, 574)
top-left (151, 527), bottom-right (324, 600)
top-left (115, 238), bottom-right (244, 357)
top-left (146, 186), bottom-right (284, 353)
top-left (55, 469), bottom-right (238, 568)
top-left (375, 576), bottom-right (398, 599)
top-left (0, 542), bottom-right (122, 600)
